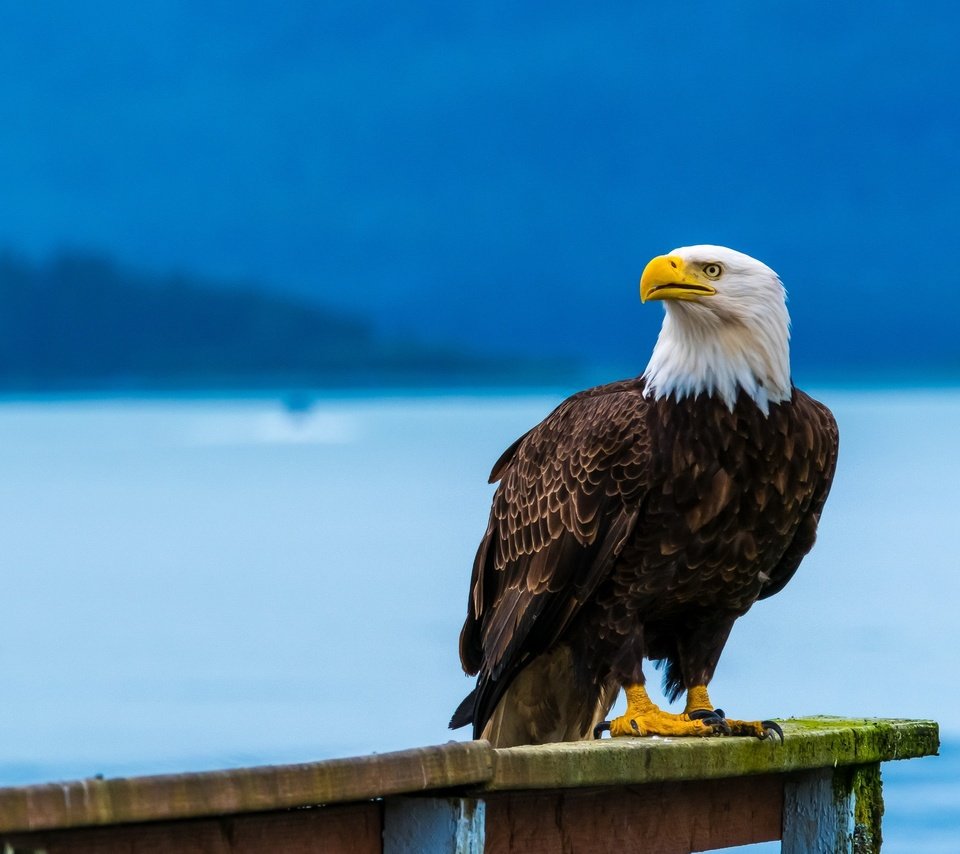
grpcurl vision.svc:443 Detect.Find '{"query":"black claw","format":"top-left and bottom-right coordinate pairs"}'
top-left (761, 720), bottom-right (784, 742)
top-left (689, 708), bottom-right (730, 735)
top-left (687, 709), bottom-right (730, 735)
top-left (630, 718), bottom-right (640, 733)
top-left (593, 721), bottom-right (611, 739)
top-left (688, 708), bottom-right (723, 723)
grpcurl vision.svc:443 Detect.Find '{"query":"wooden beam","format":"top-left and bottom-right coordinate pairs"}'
top-left (0, 802), bottom-right (382, 854)
top-left (482, 776), bottom-right (783, 853)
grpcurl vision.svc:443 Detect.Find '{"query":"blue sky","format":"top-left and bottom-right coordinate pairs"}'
top-left (1, 2), bottom-right (958, 375)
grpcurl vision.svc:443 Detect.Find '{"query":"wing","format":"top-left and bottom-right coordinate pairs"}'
top-left (455, 379), bottom-right (652, 733)
top-left (758, 389), bottom-right (840, 600)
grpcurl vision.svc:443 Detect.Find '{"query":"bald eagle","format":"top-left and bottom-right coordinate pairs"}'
top-left (450, 246), bottom-right (838, 747)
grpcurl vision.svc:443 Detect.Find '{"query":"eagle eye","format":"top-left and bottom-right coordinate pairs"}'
top-left (702, 263), bottom-right (723, 279)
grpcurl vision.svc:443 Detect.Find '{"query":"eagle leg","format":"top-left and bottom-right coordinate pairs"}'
top-left (598, 684), bottom-right (727, 738)
top-left (684, 685), bottom-right (784, 741)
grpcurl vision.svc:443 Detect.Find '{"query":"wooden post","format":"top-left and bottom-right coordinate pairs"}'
top-left (384, 797), bottom-right (485, 854)
top-left (782, 763), bottom-right (883, 854)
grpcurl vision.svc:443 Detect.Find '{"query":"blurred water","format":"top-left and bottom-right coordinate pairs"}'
top-left (0, 388), bottom-right (956, 849)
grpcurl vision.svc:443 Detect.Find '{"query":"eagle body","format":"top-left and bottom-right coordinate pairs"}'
top-left (451, 246), bottom-right (839, 746)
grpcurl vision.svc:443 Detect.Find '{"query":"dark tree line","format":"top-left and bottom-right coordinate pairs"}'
top-left (0, 251), bottom-right (523, 390)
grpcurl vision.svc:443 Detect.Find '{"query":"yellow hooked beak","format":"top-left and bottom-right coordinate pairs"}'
top-left (640, 255), bottom-right (717, 303)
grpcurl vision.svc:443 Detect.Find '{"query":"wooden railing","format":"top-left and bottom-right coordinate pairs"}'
top-left (0, 717), bottom-right (938, 853)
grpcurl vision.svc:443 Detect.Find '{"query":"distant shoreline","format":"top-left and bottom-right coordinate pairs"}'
top-left (1, 372), bottom-right (958, 405)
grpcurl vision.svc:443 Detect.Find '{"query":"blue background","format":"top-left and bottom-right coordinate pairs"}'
top-left (1, 2), bottom-right (958, 380)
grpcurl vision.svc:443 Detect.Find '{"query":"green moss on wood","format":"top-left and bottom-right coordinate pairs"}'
top-left (487, 717), bottom-right (939, 791)
top-left (851, 764), bottom-right (884, 854)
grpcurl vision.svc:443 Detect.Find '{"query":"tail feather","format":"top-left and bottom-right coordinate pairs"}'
top-left (655, 656), bottom-right (685, 704)
top-left (451, 647), bottom-right (617, 747)
top-left (449, 687), bottom-right (477, 731)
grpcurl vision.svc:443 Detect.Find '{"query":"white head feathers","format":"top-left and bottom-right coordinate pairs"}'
top-left (640, 245), bottom-right (791, 415)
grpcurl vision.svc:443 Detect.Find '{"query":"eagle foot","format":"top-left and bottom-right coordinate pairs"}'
top-left (593, 684), bottom-right (729, 739)
top-left (601, 710), bottom-right (728, 738)
top-left (689, 709), bottom-right (783, 742)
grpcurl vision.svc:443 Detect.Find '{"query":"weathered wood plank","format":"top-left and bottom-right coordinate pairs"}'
top-left (483, 776), bottom-right (783, 853)
top-left (0, 741), bottom-right (491, 834)
top-left (486, 717), bottom-right (938, 792)
top-left (0, 802), bottom-right (382, 853)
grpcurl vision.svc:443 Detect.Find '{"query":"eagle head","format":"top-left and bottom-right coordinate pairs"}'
top-left (639, 245), bottom-right (792, 414)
